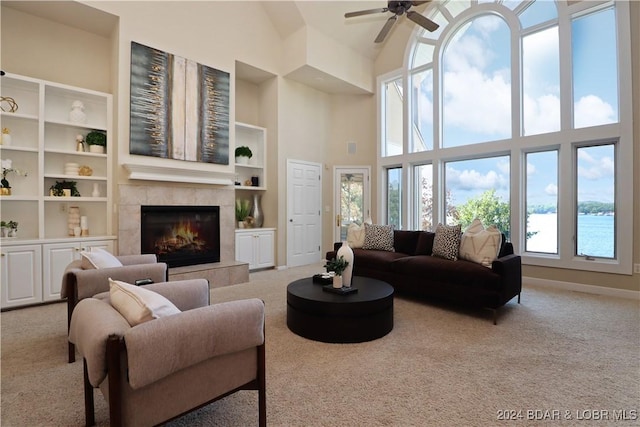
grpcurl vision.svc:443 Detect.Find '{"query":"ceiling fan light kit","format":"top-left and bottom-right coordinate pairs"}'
top-left (345, 1), bottom-right (439, 43)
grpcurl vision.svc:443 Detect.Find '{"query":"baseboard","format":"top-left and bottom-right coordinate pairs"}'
top-left (524, 276), bottom-right (640, 300)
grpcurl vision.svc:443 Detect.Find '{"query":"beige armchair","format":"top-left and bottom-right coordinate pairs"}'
top-left (69, 279), bottom-right (266, 427)
top-left (61, 254), bottom-right (168, 362)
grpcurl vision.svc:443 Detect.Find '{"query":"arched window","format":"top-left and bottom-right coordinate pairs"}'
top-left (378, 0), bottom-right (633, 275)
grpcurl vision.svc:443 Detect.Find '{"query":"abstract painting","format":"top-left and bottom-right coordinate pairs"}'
top-left (130, 41), bottom-right (229, 164)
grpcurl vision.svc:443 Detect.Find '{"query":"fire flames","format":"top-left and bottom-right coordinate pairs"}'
top-left (153, 220), bottom-right (207, 255)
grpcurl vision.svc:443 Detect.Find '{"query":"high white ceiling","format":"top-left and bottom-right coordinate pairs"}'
top-left (3, 1), bottom-right (432, 93)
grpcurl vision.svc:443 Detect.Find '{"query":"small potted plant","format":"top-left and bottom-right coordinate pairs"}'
top-left (1, 158), bottom-right (28, 196)
top-left (1, 220), bottom-right (18, 237)
top-left (235, 146), bottom-right (252, 165)
top-left (324, 255), bottom-right (349, 288)
top-left (49, 180), bottom-right (81, 197)
top-left (85, 130), bottom-right (107, 154)
top-left (235, 199), bottom-right (252, 228)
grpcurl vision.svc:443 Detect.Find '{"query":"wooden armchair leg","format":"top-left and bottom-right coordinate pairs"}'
top-left (69, 342), bottom-right (76, 363)
top-left (83, 359), bottom-right (95, 426)
top-left (258, 343), bottom-right (267, 427)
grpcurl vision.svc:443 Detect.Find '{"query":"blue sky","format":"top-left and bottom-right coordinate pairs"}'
top-left (427, 1), bottom-right (617, 207)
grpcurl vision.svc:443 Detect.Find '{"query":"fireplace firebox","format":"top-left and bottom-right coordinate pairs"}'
top-left (141, 205), bottom-right (220, 268)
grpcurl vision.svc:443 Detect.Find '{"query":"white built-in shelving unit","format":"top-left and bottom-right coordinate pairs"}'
top-left (0, 72), bottom-right (114, 308)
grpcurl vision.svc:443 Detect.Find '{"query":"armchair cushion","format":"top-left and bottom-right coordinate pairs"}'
top-left (70, 279), bottom-right (211, 387)
top-left (125, 298), bottom-right (265, 389)
top-left (80, 248), bottom-right (123, 269)
top-left (109, 279), bottom-right (181, 326)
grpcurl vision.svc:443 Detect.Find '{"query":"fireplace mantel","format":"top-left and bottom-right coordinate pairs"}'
top-left (123, 163), bottom-right (234, 185)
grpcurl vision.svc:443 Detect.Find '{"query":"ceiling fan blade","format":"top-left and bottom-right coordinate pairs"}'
top-left (406, 10), bottom-right (439, 32)
top-left (345, 7), bottom-right (388, 18)
top-left (375, 15), bottom-right (398, 43)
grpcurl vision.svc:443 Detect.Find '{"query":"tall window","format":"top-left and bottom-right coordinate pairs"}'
top-left (386, 167), bottom-right (402, 229)
top-left (445, 156), bottom-right (511, 237)
top-left (378, 0), bottom-right (633, 274)
top-left (525, 150), bottom-right (558, 253)
top-left (576, 144), bottom-right (615, 259)
top-left (442, 15), bottom-right (511, 147)
top-left (572, 6), bottom-right (618, 128)
top-left (383, 78), bottom-right (404, 156)
top-left (414, 164), bottom-right (433, 230)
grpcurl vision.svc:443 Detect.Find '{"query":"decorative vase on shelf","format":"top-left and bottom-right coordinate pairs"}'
top-left (337, 241), bottom-right (354, 287)
top-left (68, 206), bottom-right (80, 237)
top-left (69, 100), bottom-right (87, 124)
top-left (2, 128), bottom-right (11, 146)
top-left (92, 183), bottom-right (100, 198)
top-left (251, 193), bottom-right (264, 228)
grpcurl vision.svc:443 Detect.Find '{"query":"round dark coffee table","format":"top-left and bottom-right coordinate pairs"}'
top-left (286, 276), bottom-right (394, 343)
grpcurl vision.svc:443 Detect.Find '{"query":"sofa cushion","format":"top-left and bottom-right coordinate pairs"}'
top-left (352, 248), bottom-right (408, 271)
top-left (432, 223), bottom-right (462, 260)
top-left (81, 248), bottom-right (123, 269)
top-left (415, 232), bottom-right (435, 255)
top-left (459, 218), bottom-right (502, 267)
top-left (362, 224), bottom-right (395, 252)
top-left (390, 255), bottom-right (501, 290)
top-left (109, 279), bottom-right (181, 326)
top-left (393, 230), bottom-right (423, 255)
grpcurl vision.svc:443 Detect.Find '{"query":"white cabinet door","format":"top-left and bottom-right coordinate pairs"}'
top-left (255, 231), bottom-right (275, 269)
top-left (235, 229), bottom-right (275, 270)
top-left (1, 245), bottom-right (43, 309)
top-left (236, 231), bottom-right (256, 267)
top-left (42, 242), bottom-right (78, 301)
top-left (43, 240), bottom-right (114, 301)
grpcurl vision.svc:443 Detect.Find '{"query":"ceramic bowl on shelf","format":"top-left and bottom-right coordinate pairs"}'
top-left (64, 162), bottom-right (79, 176)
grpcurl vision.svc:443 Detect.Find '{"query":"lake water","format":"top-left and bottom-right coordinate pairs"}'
top-left (526, 213), bottom-right (614, 258)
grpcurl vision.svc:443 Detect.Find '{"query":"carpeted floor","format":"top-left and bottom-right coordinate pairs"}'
top-left (1, 262), bottom-right (639, 426)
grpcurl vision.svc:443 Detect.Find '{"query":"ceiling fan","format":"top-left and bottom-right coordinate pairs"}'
top-left (345, 1), bottom-right (439, 43)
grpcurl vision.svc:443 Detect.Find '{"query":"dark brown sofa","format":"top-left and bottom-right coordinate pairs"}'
top-left (326, 230), bottom-right (521, 324)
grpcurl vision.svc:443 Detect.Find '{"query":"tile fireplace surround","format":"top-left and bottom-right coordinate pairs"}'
top-left (117, 183), bottom-right (248, 287)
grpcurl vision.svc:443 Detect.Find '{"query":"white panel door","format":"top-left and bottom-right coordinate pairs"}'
top-left (1, 245), bottom-right (42, 309)
top-left (287, 159), bottom-right (322, 267)
top-left (42, 243), bottom-right (77, 301)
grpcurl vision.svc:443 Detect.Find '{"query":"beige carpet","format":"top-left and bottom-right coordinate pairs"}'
top-left (2, 263), bottom-right (639, 426)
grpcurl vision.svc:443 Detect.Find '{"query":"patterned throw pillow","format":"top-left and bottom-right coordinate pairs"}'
top-left (432, 223), bottom-right (462, 260)
top-left (362, 223), bottom-right (395, 252)
top-left (459, 218), bottom-right (502, 267)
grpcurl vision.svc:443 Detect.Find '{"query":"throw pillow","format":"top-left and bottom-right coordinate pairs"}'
top-left (109, 278), bottom-right (181, 326)
top-left (81, 248), bottom-right (123, 269)
top-left (362, 223), bottom-right (395, 252)
top-left (459, 218), bottom-right (502, 267)
top-left (432, 223), bottom-right (462, 260)
top-left (346, 223), bottom-right (366, 249)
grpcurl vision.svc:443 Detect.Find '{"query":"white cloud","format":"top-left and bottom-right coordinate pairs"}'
top-left (447, 167), bottom-right (508, 191)
top-left (523, 93), bottom-right (561, 135)
top-left (578, 150), bottom-right (614, 180)
top-left (443, 67), bottom-right (511, 136)
top-left (527, 162), bottom-right (536, 175)
top-left (574, 95), bottom-right (616, 128)
top-left (545, 183), bottom-right (558, 196)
